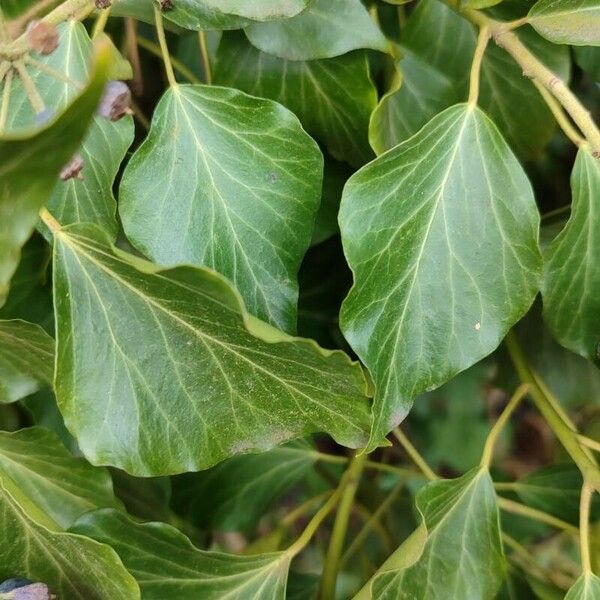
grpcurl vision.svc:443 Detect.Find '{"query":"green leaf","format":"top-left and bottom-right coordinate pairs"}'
top-left (340, 104), bottom-right (541, 448)
top-left (356, 469), bottom-right (505, 599)
top-left (214, 31), bottom-right (377, 166)
top-left (0, 39), bottom-right (110, 306)
top-left (528, 0), bottom-right (600, 46)
top-left (110, 470), bottom-right (172, 522)
top-left (543, 148), bottom-right (600, 362)
top-left (0, 476), bottom-right (140, 599)
top-left (460, 0), bottom-right (503, 6)
top-left (244, 0), bottom-right (388, 60)
top-left (53, 223), bottom-right (370, 476)
top-left (0, 427), bottom-right (122, 528)
top-left (119, 84), bottom-right (322, 331)
top-left (72, 508), bottom-right (292, 599)
top-left (171, 439), bottom-right (316, 532)
top-left (0, 320), bottom-right (54, 404)
top-left (565, 574), bottom-right (600, 599)
top-left (574, 47), bottom-right (600, 80)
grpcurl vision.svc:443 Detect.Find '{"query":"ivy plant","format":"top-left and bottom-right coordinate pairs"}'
top-left (0, 0), bottom-right (600, 598)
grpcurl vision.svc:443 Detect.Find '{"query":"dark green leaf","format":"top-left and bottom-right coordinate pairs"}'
top-left (244, 0), bottom-right (388, 60)
top-left (214, 32), bottom-right (377, 166)
top-left (528, 0), bottom-right (600, 46)
top-left (53, 223), bottom-right (371, 475)
top-left (0, 320), bottom-right (54, 404)
top-left (543, 148), bottom-right (600, 362)
top-left (120, 84), bottom-right (322, 331)
top-left (110, 470), bottom-right (172, 522)
top-left (574, 47), bottom-right (600, 80)
top-left (72, 509), bottom-right (292, 599)
top-left (340, 104), bottom-right (541, 448)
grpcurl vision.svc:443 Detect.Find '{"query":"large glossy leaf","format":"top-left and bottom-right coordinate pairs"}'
top-left (4, 22), bottom-right (133, 240)
top-left (0, 478), bottom-right (139, 599)
top-left (0, 320), bottom-right (53, 403)
top-left (543, 148), bottom-right (600, 362)
top-left (214, 32), bottom-right (377, 166)
top-left (53, 223), bottom-right (371, 476)
top-left (0, 427), bottom-right (122, 528)
top-left (0, 41), bottom-right (109, 306)
top-left (528, 0), bottom-right (600, 45)
top-left (244, 0), bottom-right (387, 60)
top-left (340, 104), bottom-right (541, 448)
top-left (120, 84), bottom-right (322, 331)
top-left (565, 574), bottom-right (600, 599)
top-left (355, 469), bottom-right (505, 599)
top-left (72, 509), bottom-right (291, 599)
top-left (172, 439), bottom-right (316, 532)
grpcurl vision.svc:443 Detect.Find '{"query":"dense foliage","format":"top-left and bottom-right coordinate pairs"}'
top-left (1, 0), bottom-right (600, 598)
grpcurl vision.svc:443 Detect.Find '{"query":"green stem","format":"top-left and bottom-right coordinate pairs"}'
top-left (497, 496), bottom-right (578, 535)
top-left (0, 66), bottom-right (13, 132)
top-left (494, 481), bottom-right (517, 492)
top-left (92, 3), bottom-right (112, 39)
top-left (505, 331), bottom-right (600, 492)
top-left (25, 55), bottom-right (82, 88)
top-left (393, 428), bottom-right (437, 481)
top-left (579, 481), bottom-right (594, 573)
top-left (578, 435), bottom-right (600, 454)
top-left (198, 30), bottom-right (212, 84)
top-left (467, 24), bottom-right (489, 107)
top-left (39, 207), bottom-right (61, 233)
top-left (320, 452), bottom-right (367, 600)
top-left (153, 5), bottom-right (177, 88)
top-left (480, 383), bottom-right (528, 469)
top-left (137, 35), bottom-right (200, 84)
top-left (13, 59), bottom-right (45, 113)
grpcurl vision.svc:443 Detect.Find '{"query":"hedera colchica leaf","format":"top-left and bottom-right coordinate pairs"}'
top-left (565, 574), bottom-right (600, 599)
top-left (244, 0), bottom-right (388, 61)
top-left (0, 39), bottom-right (110, 306)
top-left (52, 223), bottom-right (371, 476)
top-left (528, 0), bottom-right (600, 46)
top-left (214, 32), bottom-right (377, 166)
top-left (340, 104), bottom-right (541, 449)
top-left (543, 147), bottom-right (600, 362)
top-left (355, 468), bottom-right (505, 600)
top-left (72, 508), bottom-right (292, 599)
top-left (119, 84), bottom-right (323, 331)
top-left (0, 427), bottom-right (122, 528)
top-left (0, 320), bottom-right (54, 403)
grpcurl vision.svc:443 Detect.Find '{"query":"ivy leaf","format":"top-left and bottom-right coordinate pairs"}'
top-left (171, 439), bottom-right (317, 532)
top-left (53, 223), bottom-right (371, 476)
top-left (72, 509), bottom-right (292, 599)
top-left (0, 427), bottom-right (121, 528)
top-left (340, 104), bottom-right (541, 448)
top-left (565, 574), bottom-right (600, 600)
top-left (528, 0), bottom-right (600, 46)
top-left (543, 148), bottom-right (600, 362)
top-left (355, 469), bottom-right (505, 599)
top-left (574, 47), bottom-right (600, 80)
top-left (0, 479), bottom-right (139, 599)
top-left (120, 84), bottom-right (322, 331)
top-left (0, 320), bottom-right (54, 404)
top-left (0, 40), bottom-right (110, 306)
top-left (215, 32), bottom-right (376, 166)
top-left (110, 470), bottom-right (172, 522)
top-left (244, 0), bottom-right (388, 60)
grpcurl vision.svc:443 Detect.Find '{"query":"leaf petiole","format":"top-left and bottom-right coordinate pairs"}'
top-left (153, 5), bottom-right (177, 88)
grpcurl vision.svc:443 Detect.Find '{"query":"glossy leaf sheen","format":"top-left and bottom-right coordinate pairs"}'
top-left (73, 509), bottom-right (291, 599)
top-left (0, 320), bottom-right (54, 403)
top-left (120, 84), bottom-right (322, 331)
top-left (529, 0), bottom-right (600, 45)
top-left (0, 427), bottom-right (122, 528)
top-left (543, 148), bottom-right (600, 362)
top-left (244, 0), bottom-right (388, 60)
top-left (215, 32), bottom-right (376, 166)
top-left (340, 104), bottom-right (541, 448)
top-left (53, 223), bottom-right (371, 476)
top-left (0, 43), bottom-right (109, 306)
top-left (356, 469), bottom-right (505, 599)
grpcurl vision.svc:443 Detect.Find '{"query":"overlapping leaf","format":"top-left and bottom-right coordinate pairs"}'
top-left (355, 469), bottom-right (505, 599)
top-left (543, 148), bottom-right (600, 362)
top-left (340, 104), bottom-right (541, 448)
top-left (244, 0), bottom-right (388, 60)
top-left (53, 223), bottom-right (371, 475)
top-left (0, 427), bottom-right (122, 528)
top-left (0, 41), bottom-right (109, 306)
top-left (565, 574), bottom-right (600, 599)
top-left (215, 32), bottom-right (376, 166)
top-left (72, 509), bottom-right (291, 599)
top-left (172, 439), bottom-right (316, 532)
top-left (0, 320), bottom-right (53, 403)
top-left (528, 0), bottom-right (600, 45)
top-left (120, 84), bottom-right (322, 331)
